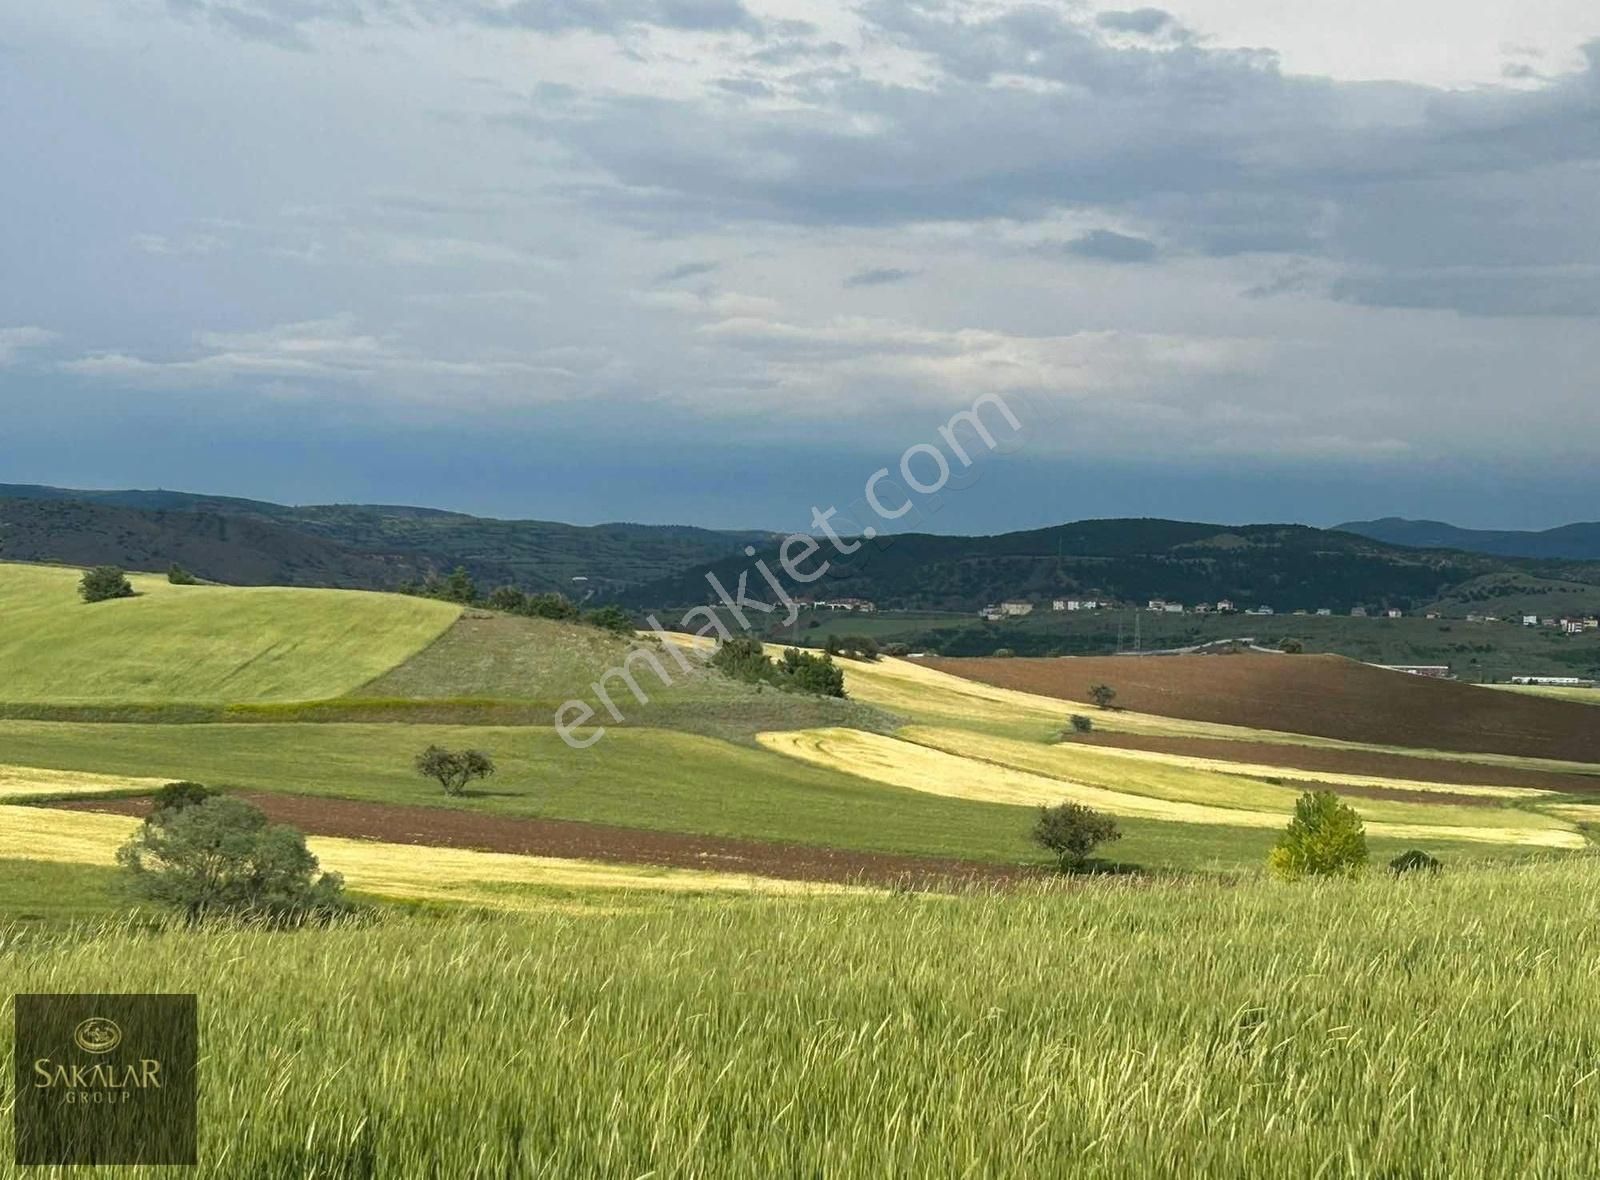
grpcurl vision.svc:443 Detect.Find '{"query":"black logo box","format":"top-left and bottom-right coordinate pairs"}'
top-left (13, 993), bottom-right (197, 1167)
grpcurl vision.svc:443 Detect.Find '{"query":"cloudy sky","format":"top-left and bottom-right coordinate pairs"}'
top-left (2, 0), bottom-right (1597, 533)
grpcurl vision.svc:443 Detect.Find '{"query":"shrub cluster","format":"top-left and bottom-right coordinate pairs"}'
top-left (710, 637), bottom-right (847, 698)
top-left (79, 565), bottom-right (134, 604)
top-left (824, 634), bottom-right (880, 661)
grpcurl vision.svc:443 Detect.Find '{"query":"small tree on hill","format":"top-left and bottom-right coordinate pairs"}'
top-left (1268, 791), bottom-right (1368, 880)
top-left (1032, 802), bottom-right (1121, 872)
top-left (1068, 714), bottom-right (1094, 734)
top-left (415, 745), bottom-right (496, 796)
top-left (774, 647), bottom-right (846, 697)
top-left (117, 796), bottom-right (347, 925)
top-left (1279, 637), bottom-right (1304, 654)
top-left (80, 565), bottom-right (134, 604)
top-left (1088, 684), bottom-right (1117, 710)
top-left (167, 563), bottom-right (198, 585)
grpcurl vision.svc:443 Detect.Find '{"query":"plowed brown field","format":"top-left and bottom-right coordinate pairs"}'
top-left (925, 654), bottom-right (1600, 764)
top-left (58, 793), bottom-right (1038, 890)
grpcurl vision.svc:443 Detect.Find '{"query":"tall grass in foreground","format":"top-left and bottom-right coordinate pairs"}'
top-left (5, 862), bottom-right (1600, 1177)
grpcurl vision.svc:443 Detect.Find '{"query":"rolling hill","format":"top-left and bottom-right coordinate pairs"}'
top-left (0, 562), bottom-right (459, 702)
top-left (1341, 517), bottom-right (1600, 561)
top-left (625, 518), bottom-right (1600, 615)
top-left (0, 483), bottom-right (771, 593)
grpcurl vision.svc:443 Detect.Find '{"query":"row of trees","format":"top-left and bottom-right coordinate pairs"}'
top-left (1032, 787), bottom-right (1440, 879)
top-left (711, 637), bottom-right (847, 698)
top-left (399, 568), bottom-right (635, 635)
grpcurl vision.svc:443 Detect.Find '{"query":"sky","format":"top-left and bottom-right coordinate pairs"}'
top-left (1, 0), bottom-right (1597, 535)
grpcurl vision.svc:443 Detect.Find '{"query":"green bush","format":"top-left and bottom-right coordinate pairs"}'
top-left (79, 565), bottom-right (134, 604)
top-left (149, 781), bottom-right (215, 819)
top-left (710, 638), bottom-right (846, 698)
top-left (1032, 803), bottom-right (1121, 872)
top-left (117, 796), bottom-right (348, 924)
top-left (522, 593), bottom-right (580, 622)
top-left (1088, 684), bottom-right (1117, 709)
top-left (1389, 849), bottom-right (1443, 876)
top-left (1269, 791), bottom-right (1369, 880)
top-left (1279, 637), bottom-right (1305, 654)
top-left (584, 604), bottom-right (635, 635)
top-left (825, 634), bottom-right (880, 661)
top-left (167, 563), bottom-right (198, 585)
top-left (487, 586), bottom-right (527, 613)
top-left (1069, 714), bottom-right (1094, 734)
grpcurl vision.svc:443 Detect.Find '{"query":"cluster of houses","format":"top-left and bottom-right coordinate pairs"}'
top-left (972, 597), bottom-right (1600, 633)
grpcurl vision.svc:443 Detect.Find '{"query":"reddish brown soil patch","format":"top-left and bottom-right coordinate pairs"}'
top-left (1075, 732), bottom-right (1600, 794)
top-left (56, 793), bottom-right (1041, 891)
top-left (928, 654), bottom-right (1600, 764)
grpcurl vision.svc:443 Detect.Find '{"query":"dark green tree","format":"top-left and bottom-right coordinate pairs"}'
top-left (414, 745), bottom-right (496, 796)
top-left (1032, 803), bottom-right (1121, 872)
top-left (167, 563), bottom-right (198, 586)
top-left (584, 604), bottom-right (635, 635)
top-left (1088, 684), bottom-right (1117, 709)
top-left (80, 565), bottom-right (134, 604)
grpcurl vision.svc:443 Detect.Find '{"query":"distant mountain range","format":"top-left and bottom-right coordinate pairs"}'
top-left (4, 483), bottom-right (1600, 617)
top-left (623, 517), bottom-right (1600, 616)
top-left (0, 484), bottom-right (771, 594)
top-left (1339, 518), bottom-right (1600, 562)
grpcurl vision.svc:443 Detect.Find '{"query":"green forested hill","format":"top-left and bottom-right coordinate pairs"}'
top-left (623, 519), bottom-right (1600, 615)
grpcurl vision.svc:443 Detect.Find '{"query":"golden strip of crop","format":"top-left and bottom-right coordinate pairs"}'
top-left (0, 806), bottom-right (861, 903)
top-left (0, 764), bottom-right (171, 801)
top-left (897, 726), bottom-right (1561, 832)
top-left (904, 728), bottom-right (1546, 801)
top-left (756, 728), bottom-right (1586, 849)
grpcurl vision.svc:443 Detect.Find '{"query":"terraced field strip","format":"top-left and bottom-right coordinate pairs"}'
top-left (898, 727), bottom-right (1566, 832)
top-left (0, 806), bottom-right (863, 906)
top-left (757, 728), bottom-right (1588, 850)
top-left (926, 732), bottom-right (1551, 802)
top-left (0, 763), bottom-right (171, 801)
top-left (1487, 684), bottom-right (1600, 705)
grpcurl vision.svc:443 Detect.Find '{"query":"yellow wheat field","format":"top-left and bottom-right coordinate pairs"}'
top-left (902, 726), bottom-right (1551, 805)
top-left (0, 806), bottom-right (861, 906)
top-left (756, 727), bottom-right (1587, 849)
top-left (0, 764), bottom-right (171, 801)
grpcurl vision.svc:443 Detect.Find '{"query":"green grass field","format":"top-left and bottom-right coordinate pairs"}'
top-left (6, 860), bottom-right (1600, 1176)
top-left (0, 563), bottom-right (459, 703)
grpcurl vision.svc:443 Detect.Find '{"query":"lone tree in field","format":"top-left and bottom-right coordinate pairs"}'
top-left (167, 563), bottom-right (198, 585)
top-left (118, 795), bottom-right (347, 924)
top-left (1032, 802), bottom-right (1121, 873)
top-left (80, 565), bottom-right (134, 604)
top-left (1088, 683), bottom-right (1117, 710)
top-left (415, 745), bottom-right (496, 796)
top-left (1268, 790), bottom-right (1369, 880)
top-left (1068, 713), bottom-right (1095, 734)
top-left (1278, 637), bottom-right (1305, 654)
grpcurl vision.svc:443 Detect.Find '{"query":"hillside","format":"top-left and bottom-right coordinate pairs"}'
top-left (0, 483), bottom-right (771, 593)
top-left (1341, 517), bottom-right (1600, 561)
top-left (626, 518), bottom-right (1600, 614)
top-left (0, 562), bottom-right (458, 702)
top-left (924, 652), bottom-right (1600, 764)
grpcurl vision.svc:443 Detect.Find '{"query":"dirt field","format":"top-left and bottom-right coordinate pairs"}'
top-left (57, 793), bottom-right (1039, 890)
top-left (1075, 733), bottom-right (1600, 794)
top-left (926, 654), bottom-right (1600, 764)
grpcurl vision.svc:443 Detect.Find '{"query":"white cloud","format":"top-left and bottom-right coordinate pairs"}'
top-left (0, 327), bottom-right (58, 366)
